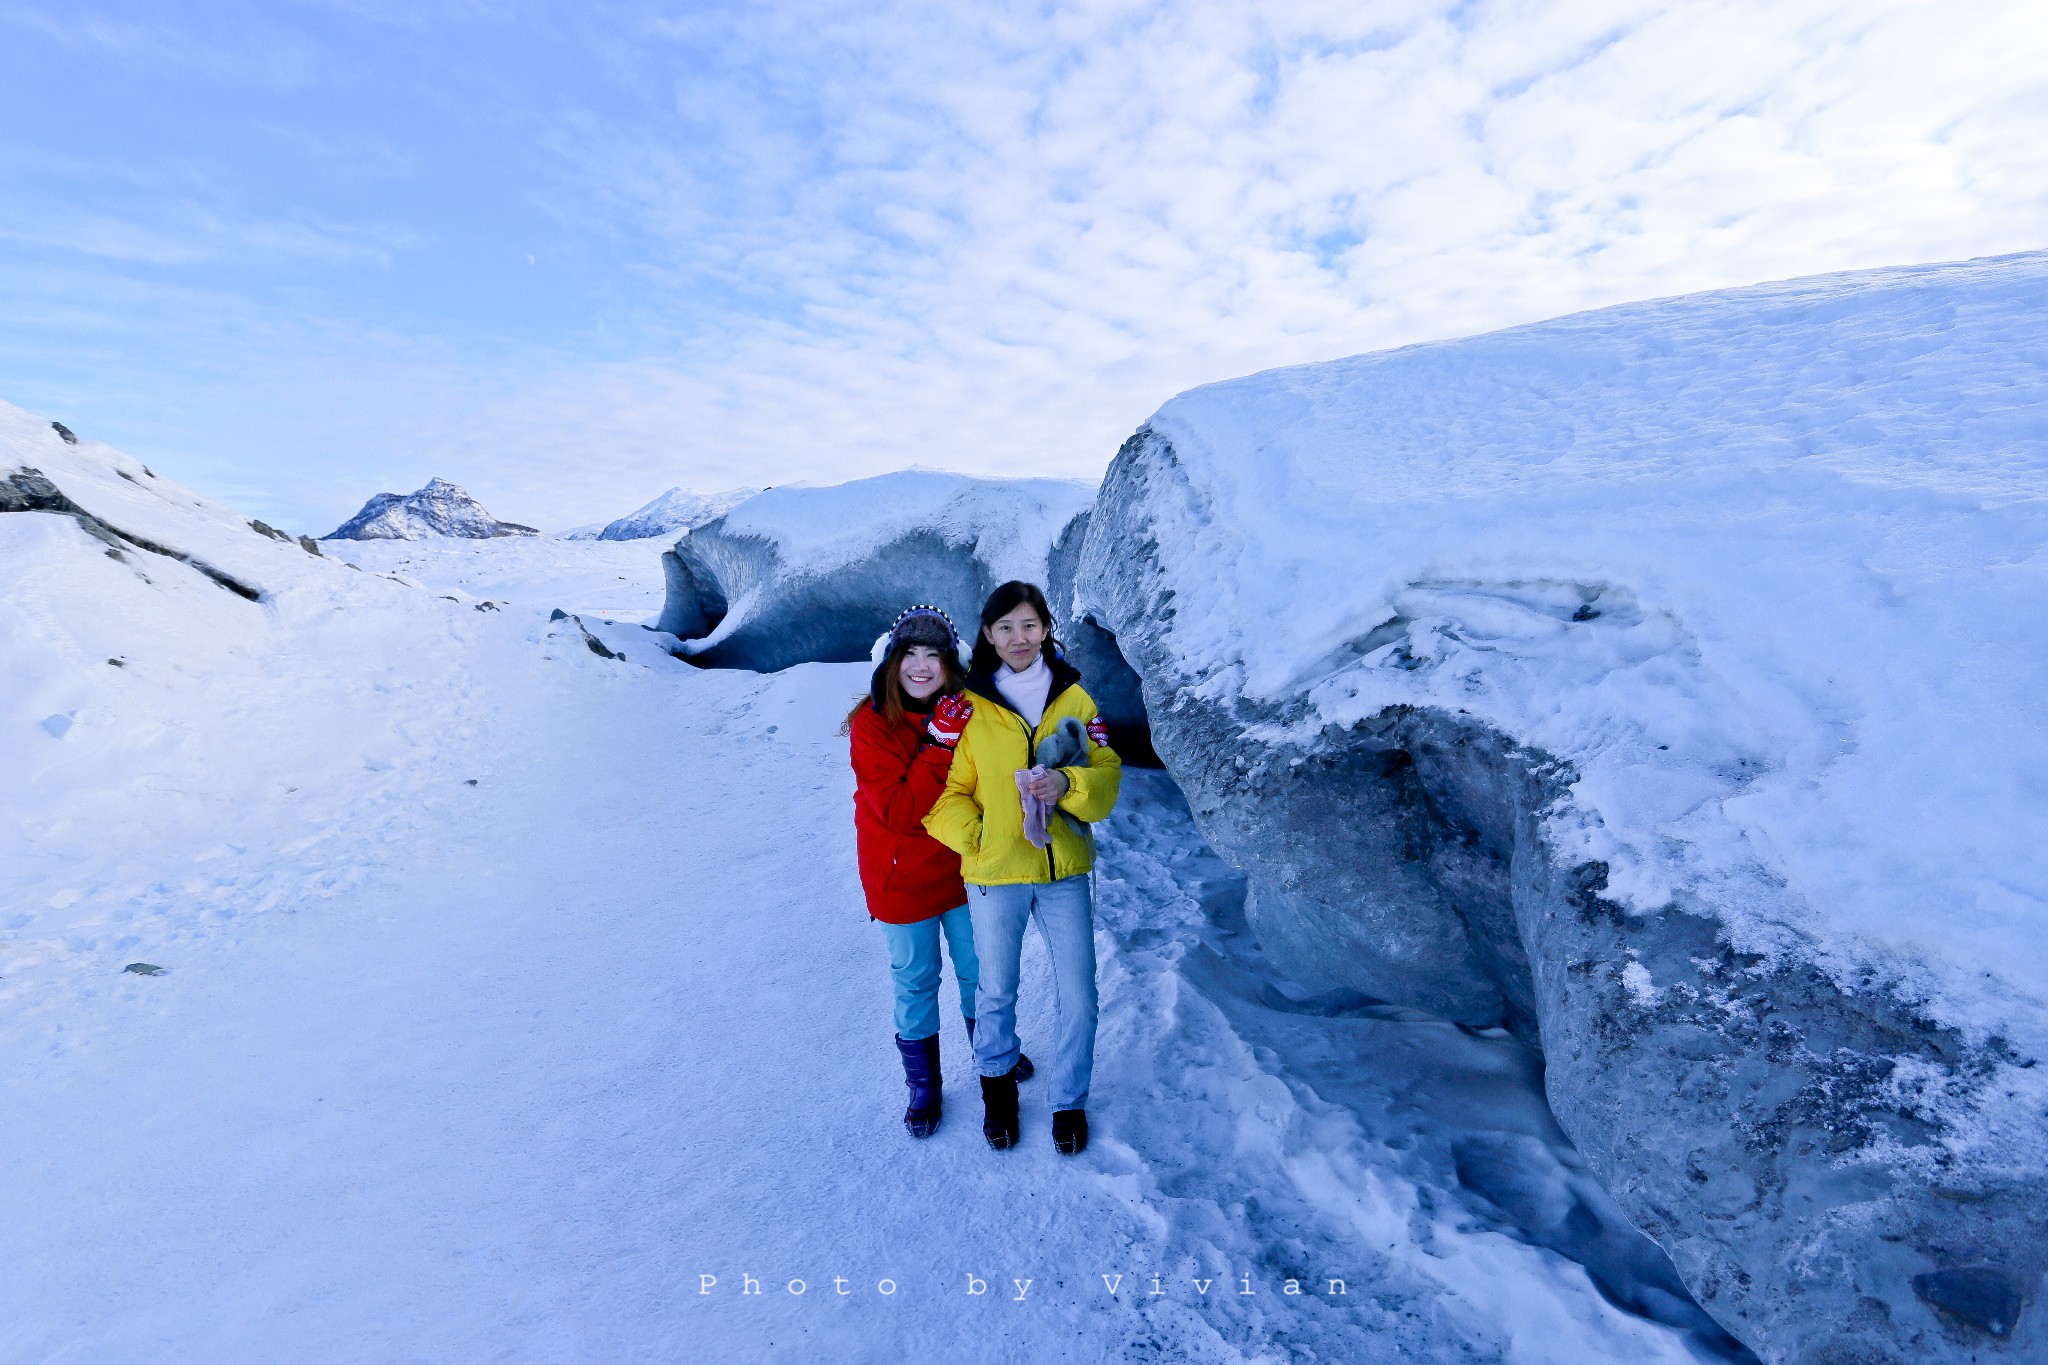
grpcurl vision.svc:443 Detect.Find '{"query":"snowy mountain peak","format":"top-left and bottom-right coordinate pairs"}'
top-left (324, 478), bottom-right (539, 541)
top-left (580, 485), bottom-right (759, 541)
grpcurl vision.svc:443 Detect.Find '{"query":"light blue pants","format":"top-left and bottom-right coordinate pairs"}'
top-left (968, 876), bottom-right (1097, 1110)
top-left (878, 904), bottom-right (979, 1041)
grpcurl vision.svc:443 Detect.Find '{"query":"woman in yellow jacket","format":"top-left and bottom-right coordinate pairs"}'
top-left (924, 581), bottom-right (1122, 1155)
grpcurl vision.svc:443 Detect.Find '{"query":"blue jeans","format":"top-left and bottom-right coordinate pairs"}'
top-left (968, 876), bottom-right (1097, 1110)
top-left (878, 904), bottom-right (979, 1041)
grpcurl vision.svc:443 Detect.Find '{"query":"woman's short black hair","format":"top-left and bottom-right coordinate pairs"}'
top-left (971, 580), bottom-right (1059, 675)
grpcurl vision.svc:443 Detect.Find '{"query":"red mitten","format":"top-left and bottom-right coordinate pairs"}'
top-left (1086, 715), bottom-right (1110, 748)
top-left (927, 693), bottom-right (973, 748)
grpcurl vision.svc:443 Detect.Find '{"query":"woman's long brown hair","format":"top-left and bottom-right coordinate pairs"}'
top-left (842, 638), bottom-right (966, 734)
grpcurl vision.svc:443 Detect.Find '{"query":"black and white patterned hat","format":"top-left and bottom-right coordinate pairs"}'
top-left (869, 604), bottom-right (969, 667)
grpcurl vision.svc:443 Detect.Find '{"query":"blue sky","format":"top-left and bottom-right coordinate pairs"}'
top-left (3, 0), bottom-right (2046, 533)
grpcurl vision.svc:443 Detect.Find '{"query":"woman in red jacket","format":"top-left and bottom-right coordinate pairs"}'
top-left (847, 604), bottom-right (1030, 1138)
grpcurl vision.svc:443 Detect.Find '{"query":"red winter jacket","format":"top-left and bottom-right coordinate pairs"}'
top-left (849, 701), bottom-right (968, 924)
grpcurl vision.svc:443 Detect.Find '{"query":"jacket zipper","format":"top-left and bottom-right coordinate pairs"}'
top-left (984, 683), bottom-right (1067, 885)
top-left (1022, 711), bottom-right (1056, 883)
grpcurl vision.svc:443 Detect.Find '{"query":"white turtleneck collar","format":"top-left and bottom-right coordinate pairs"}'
top-left (993, 651), bottom-right (1053, 729)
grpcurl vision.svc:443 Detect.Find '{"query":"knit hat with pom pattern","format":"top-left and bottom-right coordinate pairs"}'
top-left (869, 604), bottom-right (969, 668)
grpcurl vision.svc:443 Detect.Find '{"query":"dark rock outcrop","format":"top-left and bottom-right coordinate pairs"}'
top-left (547, 608), bottom-right (622, 660)
top-left (4, 468), bottom-right (262, 600)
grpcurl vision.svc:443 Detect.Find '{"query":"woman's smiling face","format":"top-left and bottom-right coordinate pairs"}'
top-left (898, 644), bottom-right (946, 700)
top-left (984, 604), bottom-right (1046, 671)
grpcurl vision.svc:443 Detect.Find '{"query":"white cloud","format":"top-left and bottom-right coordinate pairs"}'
top-left (4, 0), bottom-right (2046, 531)
top-left (0, 201), bottom-right (405, 266)
top-left (466, 0), bottom-right (2047, 524)
top-left (0, 3), bottom-right (329, 88)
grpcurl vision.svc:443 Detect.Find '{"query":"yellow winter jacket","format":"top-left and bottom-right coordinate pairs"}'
top-left (923, 657), bottom-right (1123, 885)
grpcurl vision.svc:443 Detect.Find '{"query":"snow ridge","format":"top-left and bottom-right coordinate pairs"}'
top-left (583, 486), bottom-right (759, 541)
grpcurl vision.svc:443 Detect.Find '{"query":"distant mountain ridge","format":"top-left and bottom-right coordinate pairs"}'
top-left (324, 479), bottom-right (539, 541)
top-left (570, 486), bottom-right (758, 541)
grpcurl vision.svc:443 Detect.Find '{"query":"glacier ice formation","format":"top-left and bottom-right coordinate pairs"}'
top-left (1074, 253), bottom-right (2048, 1364)
top-left (1045, 508), bottom-right (1149, 742)
top-left (657, 472), bottom-right (1145, 732)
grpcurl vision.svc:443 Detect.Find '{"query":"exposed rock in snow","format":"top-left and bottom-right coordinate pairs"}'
top-left (249, 519), bottom-right (323, 556)
top-left (578, 486), bottom-right (759, 542)
top-left (1076, 252), bottom-right (2048, 1364)
top-left (324, 478), bottom-right (539, 541)
top-left (658, 471), bottom-right (1098, 676)
top-left (547, 608), bottom-right (623, 660)
top-left (4, 465), bottom-right (264, 600)
top-left (1, 420), bottom-right (273, 600)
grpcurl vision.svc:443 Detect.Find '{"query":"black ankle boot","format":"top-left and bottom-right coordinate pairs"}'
top-left (1052, 1108), bottom-right (1088, 1155)
top-left (895, 1034), bottom-right (942, 1138)
top-left (980, 1070), bottom-right (1020, 1150)
top-left (965, 1018), bottom-right (1036, 1083)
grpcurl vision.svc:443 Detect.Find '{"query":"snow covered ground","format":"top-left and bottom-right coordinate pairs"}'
top-left (4, 421), bottom-right (1743, 1361)
top-left (324, 536), bottom-right (670, 622)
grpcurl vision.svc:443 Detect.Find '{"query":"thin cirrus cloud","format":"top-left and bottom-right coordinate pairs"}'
top-left (0, 0), bottom-right (2044, 532)
top-left (0, 201), bottom-right (404, 267)
top-left (0, 2), bottom-right (328, 88)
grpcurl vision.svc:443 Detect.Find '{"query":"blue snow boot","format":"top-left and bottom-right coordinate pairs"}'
top-left (965, 1017), bottom-right (1035, 1082)
top-left (896, 1034), bottom-right (942, 1139)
